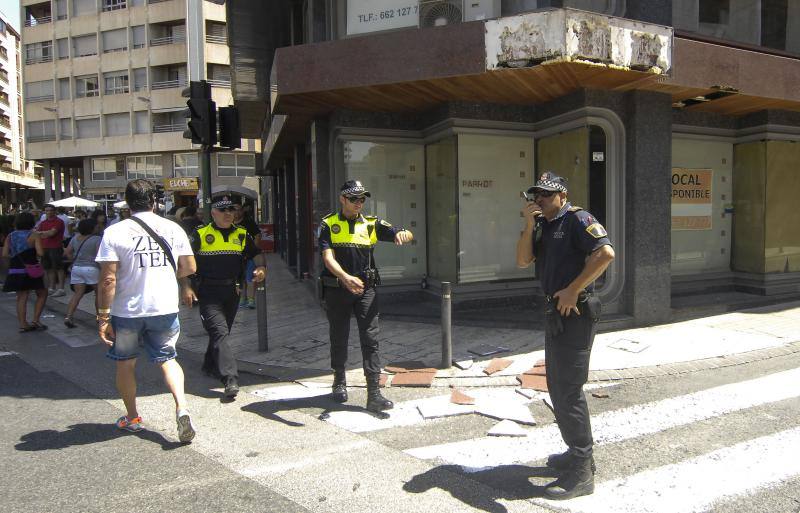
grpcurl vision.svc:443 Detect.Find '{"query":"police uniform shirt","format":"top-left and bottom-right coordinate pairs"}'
top-left (533, 202), bottom-right (611, 296)
top-left (189, 223), bottom-right (260, 280)
top-left (318, 212), bottom-right (400, 277)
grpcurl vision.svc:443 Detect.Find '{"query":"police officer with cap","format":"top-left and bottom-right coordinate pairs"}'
top-left (515, 172), bottom-right (615, 500)
top-left (182, 197), bottom-right (266, 399)
top-left (318, 180), bottom-right (413, 413)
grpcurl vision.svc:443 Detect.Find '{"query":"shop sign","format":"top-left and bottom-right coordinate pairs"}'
top-left (346, 0), bottom-right (419, 35)
top-left (163, 177), bottom-right (199, 191)
top-left (671, 168), bottom-right (712, 230)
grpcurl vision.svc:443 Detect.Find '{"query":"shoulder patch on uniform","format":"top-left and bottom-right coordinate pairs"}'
top-left (330, 224), bottom-right (341, 234)
top-left (205, 233), bottom-right (215, 244)
top-left (585, 223), bottom-right (608, 239)
top-left (379, 219), bottom-right (392, 227)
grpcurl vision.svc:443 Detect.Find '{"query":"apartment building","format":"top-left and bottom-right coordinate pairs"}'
top-left (0, 11), bottom-right (40, 213)
top-left (21, 0), bottom-right (260, 213)
top-left (226, 0), bottom-right (800, 328)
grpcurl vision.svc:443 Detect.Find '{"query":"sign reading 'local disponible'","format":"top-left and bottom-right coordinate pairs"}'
top-left (671, 168), bottom-right (712, 230)
top-left (163, 177), bottom-right (199, 191)
top-left (346, 0), bottom-right (419, 35)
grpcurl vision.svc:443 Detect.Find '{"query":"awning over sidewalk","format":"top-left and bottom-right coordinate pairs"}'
top-left (264, 8), bottom-right (800, 167)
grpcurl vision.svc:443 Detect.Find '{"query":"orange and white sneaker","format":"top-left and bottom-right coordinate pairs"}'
top-left (115, 415), bottom-right (143, 432)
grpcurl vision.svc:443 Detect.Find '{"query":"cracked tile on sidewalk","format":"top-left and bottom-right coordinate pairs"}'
top-left (483, 358), bottom-right (513, 376)
top-left (391, 371), bottom-right (436, 387)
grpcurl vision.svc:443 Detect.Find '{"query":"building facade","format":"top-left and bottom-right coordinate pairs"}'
top-left (227, 0), bottom-right (800, 327)
top-left (21, 0), bottom-right (260, 213)
top-left (0, 11), bottom-right (40, 213)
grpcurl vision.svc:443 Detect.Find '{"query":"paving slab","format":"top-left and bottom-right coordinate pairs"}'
top-left (487, 419), bottom-right (530, 437)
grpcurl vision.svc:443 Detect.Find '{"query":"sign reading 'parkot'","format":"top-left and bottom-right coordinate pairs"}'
top-left (671, 168), bottom-right (712, 230)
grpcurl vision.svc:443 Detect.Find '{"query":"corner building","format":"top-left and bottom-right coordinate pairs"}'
top-left (226, 1), bottom-right (800, 327)
top-left (21, 0), bottom-right (260, 212)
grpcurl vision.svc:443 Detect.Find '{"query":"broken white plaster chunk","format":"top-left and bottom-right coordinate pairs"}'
top-left (417, 397), bottom-right (476, 419)
top-left (476, 400), bottom-right (536, 425)
top-left (515, 388), bottom-right (539, 400)
top-left (453, 359), bottom-right (474, 370)
top-left (487, 419), bottom-right (529, 437)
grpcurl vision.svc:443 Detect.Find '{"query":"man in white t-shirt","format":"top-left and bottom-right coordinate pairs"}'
top-left (96, 179), bottom-right (198, 443)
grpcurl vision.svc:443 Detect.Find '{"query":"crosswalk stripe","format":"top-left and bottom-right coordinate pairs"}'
top-left (547, 426), bottom-right (800, 513)
top-left (405, 367), bottom-right (800, 470)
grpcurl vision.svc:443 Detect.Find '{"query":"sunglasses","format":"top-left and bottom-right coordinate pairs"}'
top-left (523, 189), bottom-right (557, 201)
top-left (345, 196), bottom-right (367, 204)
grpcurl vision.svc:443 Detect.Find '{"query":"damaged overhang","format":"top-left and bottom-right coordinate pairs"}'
top-left (486, 9), bottom-right (672, 74)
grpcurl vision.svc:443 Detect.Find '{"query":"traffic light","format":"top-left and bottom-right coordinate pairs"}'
top-left (182, 81), bottom-right (217, 146)
top-left (218, 106), bottom-right (241, 149)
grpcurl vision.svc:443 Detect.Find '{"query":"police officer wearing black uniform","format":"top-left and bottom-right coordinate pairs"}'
top-left (318, 180), bottom-right (413, 413)
top-left (515, 172), bottom-right (615, 500)
top-left (182, 198), bottom-right (266, 399)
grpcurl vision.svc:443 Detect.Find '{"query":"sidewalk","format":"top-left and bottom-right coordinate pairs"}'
top-left (45, 254), bottom-right (800, 386)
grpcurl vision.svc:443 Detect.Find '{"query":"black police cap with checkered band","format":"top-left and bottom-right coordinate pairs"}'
top-left (528, 172), bottom-right (568, 194)
top-left (340, 180), bottom-right (371, 198)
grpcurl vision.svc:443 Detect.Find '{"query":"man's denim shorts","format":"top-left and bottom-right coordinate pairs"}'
top-left (106, 313), bottom-right (180, 363)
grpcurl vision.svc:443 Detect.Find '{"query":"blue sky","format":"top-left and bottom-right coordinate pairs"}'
top-left (0, 0), bottom-right (20, 31)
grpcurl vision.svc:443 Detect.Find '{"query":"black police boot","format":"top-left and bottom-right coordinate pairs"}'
top-left (365, 375), bottom-right (393, 413)
top-left (331, 369), bottom-right (348, 403)
top-left (546, 451), bottom-right (596, 474)
top-left (223, 376), bottom-right (239, 399)
top-left (543, 456), bottom-right (595, 500)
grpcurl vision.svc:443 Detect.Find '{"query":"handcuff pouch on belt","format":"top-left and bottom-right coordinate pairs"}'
top-left (543, 291), bottom-right (590, 338)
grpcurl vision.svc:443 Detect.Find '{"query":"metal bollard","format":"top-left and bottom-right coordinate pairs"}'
top-left (440, 281), bottom-right (452, 369)
top-left (256, 279), bottom-right (269, 352)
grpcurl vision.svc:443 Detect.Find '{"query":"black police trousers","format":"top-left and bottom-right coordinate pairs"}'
top-left (544, 295), bottom-right (601, 460)
top-left (324, 286), bottom-right (381, 377)
top-left (199, 282), bottom-right (239, 382)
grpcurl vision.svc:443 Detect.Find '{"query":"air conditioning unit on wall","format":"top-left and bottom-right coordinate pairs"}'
top-left (419, 0), bottom-right (501, 28)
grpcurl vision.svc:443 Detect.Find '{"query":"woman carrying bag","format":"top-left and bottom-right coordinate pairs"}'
top-left (63, 218), bottom-right (101, 328)
top-left (1, 212), bottom-right (48, 332)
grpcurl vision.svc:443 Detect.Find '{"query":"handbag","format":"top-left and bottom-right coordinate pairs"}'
top-left (24, 263), bottom-right (44, 279)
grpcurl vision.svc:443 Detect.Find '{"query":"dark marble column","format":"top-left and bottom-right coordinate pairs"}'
top-left (623, 90), bottom-right (673, 324)
top-left (310, 119), bottom-right (332, 277)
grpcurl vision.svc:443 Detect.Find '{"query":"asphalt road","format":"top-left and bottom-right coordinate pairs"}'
top-left (2, 296), bottom-right (799, 513)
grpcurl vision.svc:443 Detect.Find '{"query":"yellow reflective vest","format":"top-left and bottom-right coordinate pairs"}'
top-left (321, 213), bottom-right (378, 248)
top-left (196, 223), bottom-right (248, 256)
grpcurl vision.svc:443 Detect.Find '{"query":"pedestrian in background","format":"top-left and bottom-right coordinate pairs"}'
top-left (96, 179), bottom-right (197, 442)
top-left (36, 204), bottom-right (66, 297)
top-left (318, 180), bottom-right (413, 413)
top-left (63, 218), bottom-right (101, 328)
top-left (233, 202), bottom-right (260, 309)
top-left (179, 206), bottom-right (202, 236)
top-left (183, 198), bottom-right (266, 399)
top-left (515, 172), bottom-right (615, 500)
top-left (2, 212), bottom-right (48, 332)
top-left (91, 210), bottom-right (107, 235)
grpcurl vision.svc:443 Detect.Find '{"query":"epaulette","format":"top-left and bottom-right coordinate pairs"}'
top-left (322, 212), bottom-right (337, 220)
top-left (568, 206), bottom-right (583, 212)
top-left (364, 215), bottom-right (377, 220)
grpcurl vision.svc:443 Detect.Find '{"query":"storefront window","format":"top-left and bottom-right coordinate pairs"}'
top-left (671, 138), bottom-right (733, 274)
top-left (426, 137), bottom-right (458, 283)
top-left (457, 134), bottom-right (534, 283)
top-left (341, 140), bottom-right (426, 281)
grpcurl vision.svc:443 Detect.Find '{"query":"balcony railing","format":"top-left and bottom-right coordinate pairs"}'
top-left (25, 95), bottom-right (55, 103)
top-left (148, 0), bottom-right (173, 4)
top-left (27, 135), bottom-right (56, 143)
top-left (0, 143), bottom-right (12, 152)
top-left (152, 123), bottom-right (184, 133)
top-left (151, 79), bottom-right (184, 90)
top-left (102, 1), bottom-right (127, 12)
top-left (150, 36), bottom-right (185, 47)
top-left (102, 46), bottom-right (128, 54)
top-left (24, 16), bottom-right (52, 27)
top-left (25, 55), bottom-right (53, 65)
top-left (205, 35), bottom-right (227, 44)
top-left (207, 79), bottom-right (231, 88)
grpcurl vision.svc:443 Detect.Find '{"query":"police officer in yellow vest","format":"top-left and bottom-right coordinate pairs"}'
top-left (182, 198), bottom-right (266, 399)
top-left (319, 180), bottom-right (413, 413)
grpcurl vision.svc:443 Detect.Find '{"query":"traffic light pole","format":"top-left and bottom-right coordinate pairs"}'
top-left (201, 144), bottom-right (213, 223)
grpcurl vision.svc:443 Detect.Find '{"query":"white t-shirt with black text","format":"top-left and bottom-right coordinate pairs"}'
top-left (96, 211), bottom-right (193, 318)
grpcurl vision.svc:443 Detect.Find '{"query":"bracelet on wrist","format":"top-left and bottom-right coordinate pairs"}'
top-left (97, 308), bottom-right (111, 314)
